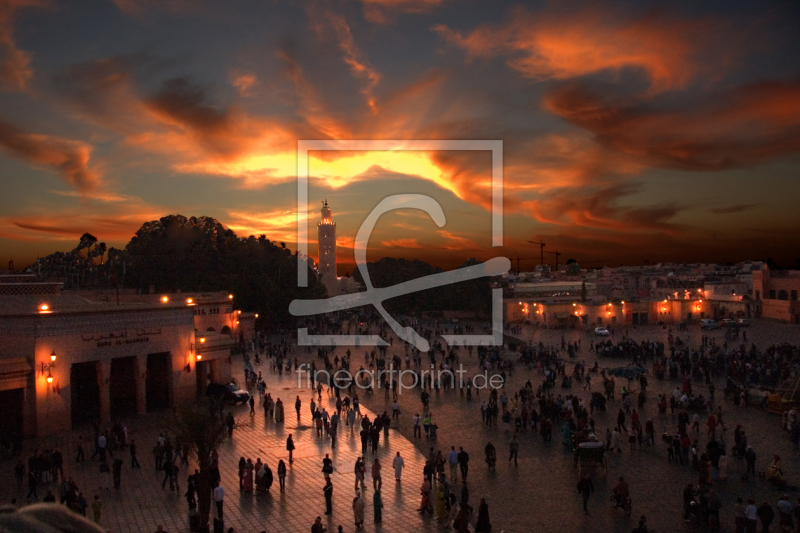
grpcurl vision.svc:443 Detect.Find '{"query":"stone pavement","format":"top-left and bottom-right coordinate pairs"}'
top-left (4, 318), bottom-right (800, 533)
top-left (296, 319), bottom-right (800, 533)
top-left (0, 367), bottom-right (438, 533)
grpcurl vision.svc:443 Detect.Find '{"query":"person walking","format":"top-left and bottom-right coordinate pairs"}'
top-left (577, 473), bottom-right (594, 514)
top-left (324, 478), bottom-right (333, 515)
top-left (457, 447), bottom-right (469, 483)
top-left (295, 397), bottom-right (301, 420)
top-left (371, 458), bottom-right (382, 490)
top-left (26, 470), bottom-right (38, 500)
top-left (130, 439), bottom-right (140, 468)
top-left (278, 459), bottom-right (287, 491)
top-left (91, 495), bottom-right (102, 525)
top-left (213, 484), bottom-right (224, 520)
top-left (776, 494), bottom-right (793, 531)
top-left (287, 435), bottom-right (295, 463)
top-left (353, 490), bottom-right (365, 529)
top-left (475, 498), bottom-right (491, 532)
top-left (392, 452), bottom-right (405, 482)
top-left (373, 488), bottom-right (383, 523)
top-left (509, 436), bottom-right (519, 466)
top-left (448, 447), bottom-right (459, 483)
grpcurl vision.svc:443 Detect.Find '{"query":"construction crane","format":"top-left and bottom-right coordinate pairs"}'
top-left (545, 250), bottom-right (562, 270)
top-left (528, 240), bottom-right (545, 267)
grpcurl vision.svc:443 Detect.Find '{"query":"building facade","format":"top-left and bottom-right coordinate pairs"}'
top-left (754, 269), bottom-right (800, 323)
top-left (0, 291), bottom-right (251, 437)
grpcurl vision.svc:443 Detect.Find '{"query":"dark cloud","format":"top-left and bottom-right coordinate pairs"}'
top-left (526, 182), bottom-right (684, 235)
top-left (544, 78), bottom-right (800, 172)
top-left (146, 78), bottom-right (233, 140)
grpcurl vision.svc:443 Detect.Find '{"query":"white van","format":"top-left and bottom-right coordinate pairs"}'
top-left (700, 319), bottom-right (719, 329)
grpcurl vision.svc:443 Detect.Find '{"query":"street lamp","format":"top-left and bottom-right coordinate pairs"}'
top-left (40, 351), bottom-right (56, 376)
top-left (41, 351), bottom-right (57, 392)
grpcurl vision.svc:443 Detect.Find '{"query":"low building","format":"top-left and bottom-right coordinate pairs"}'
top-left (753, 269), bottom-right (800, 323)
top-left (0, 290), bottom-right (252, 437)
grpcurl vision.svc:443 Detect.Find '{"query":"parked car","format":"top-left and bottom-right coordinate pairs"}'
top-left (700, 319), bottom-right (719, 330)
top-left (594, 326), bottom-right (610, 336)
top-left (206, 381), bottom-right (250, 405)
top-left (736, 318), bottom-right (750, 327)
top-left (720, 318), bottom-right (736, 327)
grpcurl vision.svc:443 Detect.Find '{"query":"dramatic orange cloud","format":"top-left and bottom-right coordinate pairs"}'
top-left (307, 9), bottom-right (382, 112)
top-left (225, 208), bottom-right (307, 244)
top-left (0, 0), bottom-right (48, 91)
top-left (0, 118), bottom-right (100, 191)
top-left (380, 237), bottom-right (422, 248)
top-left (434, 6), bottom-right (732, 94)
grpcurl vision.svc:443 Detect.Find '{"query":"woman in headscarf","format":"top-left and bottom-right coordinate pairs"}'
top-left (263, 461), bottom-right (273, 491)
top-left (352, 489), bottom-right (365, 528)
top-left (242, 459), bottom-right (254, 492)
top-left (475, 498), bottom-right (491, 532)
top-left (274, 398), bottom-right (284, 422)
top-left (373, 487), bottom-right (383, 522)
top-left (435, 483), bottom-right (447, 519)
top-left (767, 455), bottom-right (786, 486)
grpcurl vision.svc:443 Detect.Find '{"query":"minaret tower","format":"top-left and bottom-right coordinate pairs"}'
top-left (317, 200), bottom-right (338, 295)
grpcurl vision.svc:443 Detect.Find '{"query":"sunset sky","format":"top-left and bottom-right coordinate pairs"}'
top-left (0, 0), bottom-right (799, 273)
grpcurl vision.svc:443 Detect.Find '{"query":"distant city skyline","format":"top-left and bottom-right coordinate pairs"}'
top-left (0, 0), bottom-right (799, 270)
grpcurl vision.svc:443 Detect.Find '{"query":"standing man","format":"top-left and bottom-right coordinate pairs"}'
top-left (286, 435), bottom-right (295, 463)
top-left (457, 447), bottom-right (469, 484)
top-left (213, 484), bottom-right (224, 520)
top-left (130, 439), bottom-right (140, 468)
top-left (509, 436), bottom-right (519, 466)
top-left (448, 447), bottom-right (459, 483)
top-left (577, 473), bottom-right (594, 514)
top-left (392, 452), bottom-right (405, 482)
top-left (324, 478), bottom-right (333, 515)
top-left (295, 397), bottom-right (302, 421)
top-left (330, 411), bottom-right (339, 449)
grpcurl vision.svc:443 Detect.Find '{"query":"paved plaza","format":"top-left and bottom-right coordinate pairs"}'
top-left (3, 319), bottom-right (800, 532)
top-left (0, 371), bottom-right (433, 533)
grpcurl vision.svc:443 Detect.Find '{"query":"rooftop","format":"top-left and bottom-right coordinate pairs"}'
top-left (0, 290), bottom-right (233, 317)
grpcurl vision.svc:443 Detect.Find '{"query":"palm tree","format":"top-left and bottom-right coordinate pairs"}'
top-left (77, 233), bottom-right (98, 259)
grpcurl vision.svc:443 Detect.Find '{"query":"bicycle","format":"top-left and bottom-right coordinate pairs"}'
top-left (611, 493), bottom-right (632, 516)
